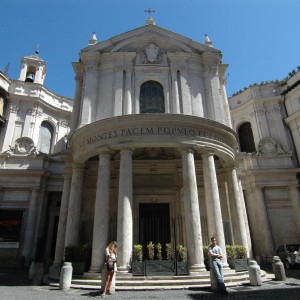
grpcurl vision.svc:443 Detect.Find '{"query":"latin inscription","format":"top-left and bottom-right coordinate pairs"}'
top-left (78, 126), bottom-right (230, 148)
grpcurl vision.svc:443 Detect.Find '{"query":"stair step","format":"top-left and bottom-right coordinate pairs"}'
top-left (48, 270), bottom-right (268, 291)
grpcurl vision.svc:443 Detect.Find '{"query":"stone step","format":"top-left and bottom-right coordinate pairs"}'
top-left (49, 270), bottom-right (268, 291)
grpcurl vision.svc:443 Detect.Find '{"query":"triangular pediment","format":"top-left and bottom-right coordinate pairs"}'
top-left (82, 24), bottom-right (220, 55)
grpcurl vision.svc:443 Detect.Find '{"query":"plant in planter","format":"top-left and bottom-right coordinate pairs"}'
top-left (176, 245), bottom-right (187, 262)
top-left (202, 245), bottom-right (210, 270)
top-left (233, 245), bottom-right (247, 272)
top-left (147, 241), bottom-right (155, 260)
top-left (145, 241), bottom-right (174, 276)
top-left (165, 243), bottom-right (173, 260)
top-left (176, 244), bottom-right (189, 275)
top-left (156, 243), bottom-right (162, 260)
top-left (65, 244), bottom-right (89, 275)
top-left (132, 244), bottom-right (144, 276)
top-left (132, 244), bottom-right (143, 262)
top-left (235, 245), bottom-right (247, 259)
top-left (226, 245), bottom-right (247, 271)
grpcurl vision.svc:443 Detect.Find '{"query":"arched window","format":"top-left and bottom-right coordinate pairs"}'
top-left (238, 122), bottom-right (256, 152)
top-left (37, 121), bottom-right (54, 154)
top-left (140, 81), bottom-right (165, 113)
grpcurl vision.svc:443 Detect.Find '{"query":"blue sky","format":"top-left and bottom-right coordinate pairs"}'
top-left (1, 0), bottom-right (299, 98)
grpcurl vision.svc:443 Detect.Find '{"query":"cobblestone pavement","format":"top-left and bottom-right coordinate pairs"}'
top-left (1, 265), bottom-right (300, 300)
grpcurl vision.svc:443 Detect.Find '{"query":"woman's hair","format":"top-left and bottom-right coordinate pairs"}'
top-left (107, 241), bottom-right (117, 254)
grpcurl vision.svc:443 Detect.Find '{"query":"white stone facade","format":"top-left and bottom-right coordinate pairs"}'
top-left (0, 21), bottom-right (299, 275)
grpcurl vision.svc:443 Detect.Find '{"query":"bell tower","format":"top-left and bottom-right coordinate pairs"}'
top-left (18, 50), bottom-right (46, 85)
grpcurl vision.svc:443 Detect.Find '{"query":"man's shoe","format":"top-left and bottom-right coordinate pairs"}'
top-left (221, 290), bottom-right (228, 295)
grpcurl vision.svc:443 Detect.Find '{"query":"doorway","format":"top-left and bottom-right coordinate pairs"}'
top-left (139, 203), bottom-right (170, 259)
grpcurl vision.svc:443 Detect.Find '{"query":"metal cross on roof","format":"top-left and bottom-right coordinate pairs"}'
top-left (144, 8), bottom-right (155, 18)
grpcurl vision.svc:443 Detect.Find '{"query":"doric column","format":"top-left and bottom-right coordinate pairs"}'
top-left (171, 68), bottom-right (180, 114)
top-left (181, 148), bottom-right (206, 272)
top-left (202, 151), bottom-right (228, 266)
top-left (64, 163), bottom-right (85, 247)
top-left (124, 68), bottom-right (132, 115)
top-left (116, 148), bottom-right (133, 272)
top-left (89, 152), bottom-right (111, 273)
top-left (254, 187), bottom-right (274, 257)
top-left (21, 189), bottom-right (39, 266)
top-left (52, 169), bottom-right (72, 266)
top-left (288, 185), bottom-right (300, 239)
top-left (224, 164), bottom-right (249, 256)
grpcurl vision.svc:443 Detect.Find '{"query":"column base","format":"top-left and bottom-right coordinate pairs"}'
top-left (189, 263), bottom-right (207, 274)
top-left (84, 271), bottom-right (101, 278)
top-left (88, 266), bottom-right (102, 273)
top-left (116, 266), bottom-right (131, 274)
top-left (49, 264), bottom-right (61, 280)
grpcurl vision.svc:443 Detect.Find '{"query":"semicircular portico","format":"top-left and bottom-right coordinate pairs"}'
top-left (69, 114), bottom-right (238, 164)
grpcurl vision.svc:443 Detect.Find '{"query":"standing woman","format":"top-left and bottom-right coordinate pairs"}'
top-left (102, 241), bottom-right (117, 295)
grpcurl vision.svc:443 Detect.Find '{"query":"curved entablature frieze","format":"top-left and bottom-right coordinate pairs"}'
top-left (69, 115), bottom-right (237, 163)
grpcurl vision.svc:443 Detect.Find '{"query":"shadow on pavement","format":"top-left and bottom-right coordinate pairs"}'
top-left (0, 267), bottom-right (32, 286)
top-left (187, 287), bottom-right (300, 299)
top-left (81, 290), bottom-right (101, 298)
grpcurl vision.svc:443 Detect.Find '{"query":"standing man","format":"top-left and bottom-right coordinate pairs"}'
top-left (209, 236), bottom-right (228, 295)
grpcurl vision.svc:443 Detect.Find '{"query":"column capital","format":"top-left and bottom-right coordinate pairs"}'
top-left (119, 146), bottom-right (135, 153)
top-left (222, 162), bottom-right (239, 170)
top-left (199, 149), bottom-right (215, 158)
top-left (98, 150), bottom-right (112, 157)
top-left (179, 146), bottom-right (195, 155)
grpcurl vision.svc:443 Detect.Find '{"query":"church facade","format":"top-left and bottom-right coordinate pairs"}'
top-left (0, 18), bottom-right (299, 275)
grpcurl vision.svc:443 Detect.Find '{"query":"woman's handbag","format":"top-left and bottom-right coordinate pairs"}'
top-left (106, 258), bottom-right (115, 271)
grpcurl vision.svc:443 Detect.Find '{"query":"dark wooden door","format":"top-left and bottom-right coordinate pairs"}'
top-left (139, 203), bottom-right (170, 259)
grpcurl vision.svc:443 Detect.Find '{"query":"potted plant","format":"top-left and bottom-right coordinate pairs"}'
top-left (202, 245), bottom-right (210, 270)
top-left (226, 245), bottom-right (236, 269)
top-left (65, 244), bottom-right (90, 275)
top-left (147, 241), bottom-right (155, 260)
top-left (176, 244), bottom-right (189, 275)
top-left (233, 245), bottom-right (248, 272)
top-left (156, 243), bottom-right (162, 260)
top-left (226, 245), bottom-right (247, 271)
top-left (165, 243), bottom-right (173, 260)
top-left (131, 244), bottom-right (144, 276)
top-left (145, 241), bottom-right (175, 276)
